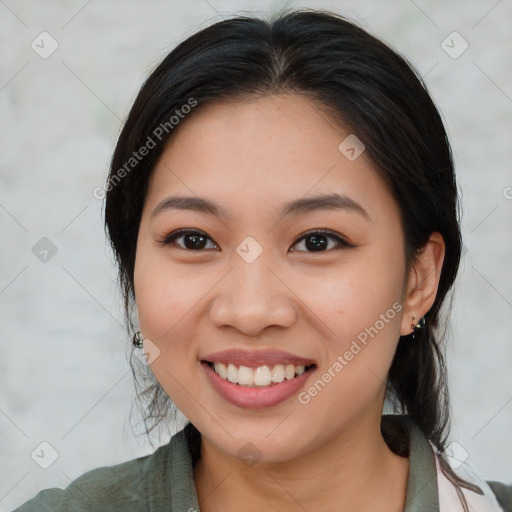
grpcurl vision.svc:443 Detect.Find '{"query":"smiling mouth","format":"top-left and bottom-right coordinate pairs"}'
top-left (203, 361), bottom-right (316, 388)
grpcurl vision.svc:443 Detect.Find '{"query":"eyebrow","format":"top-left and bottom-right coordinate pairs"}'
top-left (150, 192), bottom-right (371, 222)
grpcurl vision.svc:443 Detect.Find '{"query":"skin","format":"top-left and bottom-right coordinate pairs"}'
top-left (133, 94), bottom-right (445, 512)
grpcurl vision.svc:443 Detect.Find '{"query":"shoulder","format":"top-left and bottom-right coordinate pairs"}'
top-left (13, 450), bottom-right (160, 512)
top-left (12, 432), bottom-right (185, 512)
top-left (385, 415), bottom-right (512, 511)
top-left (487, 480), bottom-right (512, 511)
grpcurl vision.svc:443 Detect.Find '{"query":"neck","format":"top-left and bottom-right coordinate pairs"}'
top-left (193, 412), bottom-right (410, 512)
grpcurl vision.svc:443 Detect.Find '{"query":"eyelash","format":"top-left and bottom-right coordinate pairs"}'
top-left (158, 228), bottom-right (353, 253)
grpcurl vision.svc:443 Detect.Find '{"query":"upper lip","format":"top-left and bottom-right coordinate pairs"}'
top-left (201, 349), bottom-right (316, 368)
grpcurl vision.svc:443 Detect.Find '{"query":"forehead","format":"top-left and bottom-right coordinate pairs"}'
top-left (144, 94), bottom-right (399, 225)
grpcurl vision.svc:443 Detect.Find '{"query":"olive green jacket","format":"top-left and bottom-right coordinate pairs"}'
top-left (13, 415), bottom-right (512, 511)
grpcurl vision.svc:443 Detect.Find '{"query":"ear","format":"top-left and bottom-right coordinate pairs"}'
top-left (400, 232), bottom-right (446, 336)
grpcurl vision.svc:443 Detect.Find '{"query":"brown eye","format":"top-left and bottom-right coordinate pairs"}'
top-left (159, 228), bottom-right (352, 253)
top-left (290, 230), bottom-right (351, 253)
top-left (160, 229), bottom-right (219, 250)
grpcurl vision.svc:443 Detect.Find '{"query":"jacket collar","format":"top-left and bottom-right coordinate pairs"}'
top-left (399, 415), bottom-right (440, 511)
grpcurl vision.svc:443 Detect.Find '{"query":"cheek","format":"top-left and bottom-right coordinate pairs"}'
top-left (303, 252), bottom-right (404, 389)
top-left (133, 237), bottom-right (190, 347)
top-left (133, 237), bottom-right (221, 368)
top-left (133, 242), bottom-right (204, 410)
top-left (307, 257), bottom-right (402, 337)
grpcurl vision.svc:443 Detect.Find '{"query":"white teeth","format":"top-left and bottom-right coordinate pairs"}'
top-left (238, 366), bottom-right (254, 386)
top-left (254, 365), bottom-right (272, 386)
top-left (215, 362), bottom-right (228, 379)
top-left (271, 364), bottom-right (285, 383)
top-left (285, 364), bottom-right (296, 380)
top-left (227, 363), bottom-right (238, 383)
top-left (211, 362), bottom-right (311, 387)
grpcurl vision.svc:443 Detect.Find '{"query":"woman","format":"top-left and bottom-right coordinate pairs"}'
top-left (13, 8), bottom-right (512, 512)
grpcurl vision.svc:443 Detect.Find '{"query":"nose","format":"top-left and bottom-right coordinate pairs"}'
top-left (209, 255), bottom-right (297, 337)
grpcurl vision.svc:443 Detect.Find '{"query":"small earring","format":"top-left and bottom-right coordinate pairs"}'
top-left (410, 316), bottom-right (426, 340)
top-left (132, 331), bottom-right (144, 349)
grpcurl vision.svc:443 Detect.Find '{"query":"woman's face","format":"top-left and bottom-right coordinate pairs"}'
top-left (134, 94), bottom-right (413, 463)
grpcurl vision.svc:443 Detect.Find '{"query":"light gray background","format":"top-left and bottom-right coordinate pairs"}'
top-left (1, 0), bottom-right (511, 510)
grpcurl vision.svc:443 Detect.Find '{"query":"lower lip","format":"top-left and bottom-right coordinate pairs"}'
top-left (202, 362), bottom-right (316, 409)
